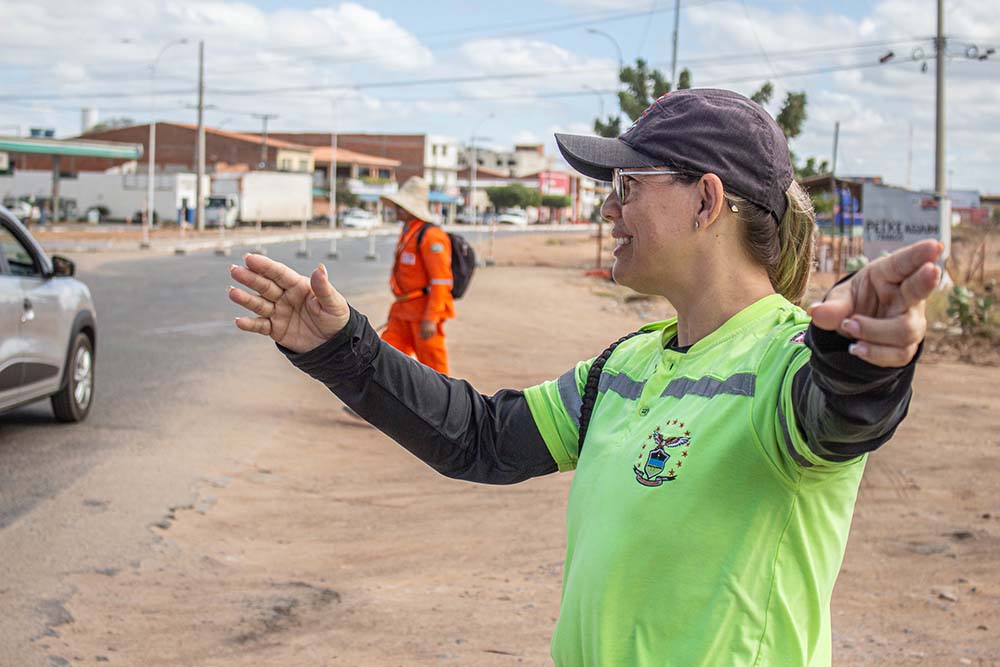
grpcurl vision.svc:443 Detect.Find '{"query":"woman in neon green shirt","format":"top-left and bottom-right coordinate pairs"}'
top-left (228, 89), bottom-right (941, 665)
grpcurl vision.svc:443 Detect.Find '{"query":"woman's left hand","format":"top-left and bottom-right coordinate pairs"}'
top-left (808, 239), bottom-right (944, 368)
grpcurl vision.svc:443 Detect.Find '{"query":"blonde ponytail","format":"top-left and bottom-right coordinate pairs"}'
top-left (727, 180), bottom-right (816, 306)
top-left (772, 181), bottom-right (816, 305)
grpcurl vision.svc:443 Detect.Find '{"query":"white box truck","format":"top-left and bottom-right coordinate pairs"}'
top-left (206, 171), bottom-right (313, 227)
top-left (0, 170), bottom-right (207, 223)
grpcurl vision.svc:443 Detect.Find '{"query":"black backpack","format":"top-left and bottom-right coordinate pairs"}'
top-left (416, 223), bottom-right (476, 299)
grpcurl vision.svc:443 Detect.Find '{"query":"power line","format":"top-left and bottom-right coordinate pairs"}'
top-left (1, 41), bottom-right (983, 110)
top-left (666, 37), bottom-right (932, 68)
top-left (0, 1), bottom-right (723, 86)
top-left (0, 64), bottom-right (606, 102)
top-left (739, 0), bottom-right (777, 79)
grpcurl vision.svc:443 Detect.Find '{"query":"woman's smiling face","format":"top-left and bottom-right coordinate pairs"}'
top-left (601, 171), bottom-right (701, 296)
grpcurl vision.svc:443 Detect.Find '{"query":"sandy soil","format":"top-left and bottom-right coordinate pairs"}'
top-left (35, 233), bottom-right (999, 666)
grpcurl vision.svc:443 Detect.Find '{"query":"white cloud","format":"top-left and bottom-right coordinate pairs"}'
top-left (0, 0), bottom-right (997, 193)
top-left (513, 129), bottom-right (542, 144)
top-left (676, 0), bottom-right (1000, 192)
top-left (452, 38), bottom-right (616, 106)
top-left (549, 0), bottom-right (627, 8)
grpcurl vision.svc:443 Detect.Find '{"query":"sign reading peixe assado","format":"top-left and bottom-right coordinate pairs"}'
top-left (862, 182), bottom-right (949, 260)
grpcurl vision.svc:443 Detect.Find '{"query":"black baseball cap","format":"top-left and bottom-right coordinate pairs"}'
top-left (555, 88), bottom-right (793, 223)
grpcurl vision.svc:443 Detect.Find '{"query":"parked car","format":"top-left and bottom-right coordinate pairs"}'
top-left (339, 208), bottom-right (378, 229)
top-left (496, 210), bottom-right (530, 226)
top-left (0, 205), bottom-right (96, 422)
top-left (6, 200), bottom-right (36, 221)
top-left (456, 211), bottom-right (482, 225)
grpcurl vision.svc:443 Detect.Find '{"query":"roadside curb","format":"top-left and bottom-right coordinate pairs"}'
top-left (37, 224), bottom-right (600, 255)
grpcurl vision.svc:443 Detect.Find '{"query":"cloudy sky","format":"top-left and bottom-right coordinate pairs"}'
top-left (1, 0), bottom-right (997, 192)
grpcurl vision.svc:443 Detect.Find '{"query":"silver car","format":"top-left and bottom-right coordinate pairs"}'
top-left (0, 206), bottom-right (96, 422)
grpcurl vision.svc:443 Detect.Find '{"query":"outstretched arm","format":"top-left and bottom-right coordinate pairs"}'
top-left (228, 254), bottom-right (557, 484)
top-left (790, 240), bottom-right (943, 463)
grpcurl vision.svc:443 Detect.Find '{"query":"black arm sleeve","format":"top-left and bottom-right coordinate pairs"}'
top-left (790, 323), bottom-right (922, 463)
top-left (278, 306), bottom-right (558, 484)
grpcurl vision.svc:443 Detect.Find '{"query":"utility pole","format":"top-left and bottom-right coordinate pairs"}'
top-left (253, 113), bottom-right (278, 169)
top-left (831, 121), bottom-right (840, 176)
top-left (830, 121), bottom-right (841, 273)
top-left (195, 40), bottom-right (206, 231)
top-left (934, 0), bottom-right (950, 260)
top-left (328, 103), bottom-right (339, 259)
top-left (142, 38), bottom-right (189, 249)
top-left (670, 0), bottom-right (681, 87)
top-left (830, 120), bottom-right (840, 268)
top-left (906, 122), bottom-right (914, 189)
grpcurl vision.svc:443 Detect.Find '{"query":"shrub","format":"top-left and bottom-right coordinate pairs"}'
top-left (946, 280), bottom-right (996, 338)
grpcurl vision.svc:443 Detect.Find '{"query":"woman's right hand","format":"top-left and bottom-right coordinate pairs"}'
top-left (228, 254), bottom-right (350, 354)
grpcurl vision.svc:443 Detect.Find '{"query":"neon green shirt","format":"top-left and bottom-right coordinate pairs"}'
top-left (524, 294), bottom-right (867, 666)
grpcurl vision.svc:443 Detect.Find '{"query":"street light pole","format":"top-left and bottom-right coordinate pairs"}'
top-left (144, 38), bottom-right (189, 250)
top-left (195, 40), bottom-right (206, 232)
top-left (585, 29), bottom-right (623, 272)
top-left (670, 0), bottom-right (681, 87)
top-left (328, 100), bottom-right (339, 259)
top-left (586, 28), bottom-right (623, 72)
top-left (468, 113), bottom-right (493, 265)
top-left (252, 113), bottom-right (278, 169)
top-left (934, 0), bottom-right (950, 261)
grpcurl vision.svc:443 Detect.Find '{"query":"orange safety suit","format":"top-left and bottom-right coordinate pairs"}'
top-left (382, 217), bottom-right (455, 374)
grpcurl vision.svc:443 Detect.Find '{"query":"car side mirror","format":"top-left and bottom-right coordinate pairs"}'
top-left (51, 255), bottom-right (75, 277)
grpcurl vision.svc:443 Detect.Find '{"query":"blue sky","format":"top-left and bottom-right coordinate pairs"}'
top-left (0, 0), bottom-right (997, 192)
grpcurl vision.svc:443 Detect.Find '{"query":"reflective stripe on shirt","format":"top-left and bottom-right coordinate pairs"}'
top-left (557, 370), bottom-right (582, 428)
top-left (661, 372), bottom-right (756, 399)
top-left (597, 372), bottom-right (646, 401)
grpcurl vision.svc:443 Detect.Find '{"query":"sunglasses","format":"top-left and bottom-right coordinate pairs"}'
top-left (611, 167), bottom-right (740, 214)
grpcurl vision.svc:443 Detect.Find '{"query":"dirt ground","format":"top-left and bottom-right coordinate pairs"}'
top-left (36, 233), bottom-right (1000, 666)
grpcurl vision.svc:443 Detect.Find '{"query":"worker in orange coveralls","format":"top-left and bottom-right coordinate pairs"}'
top-left (380, 176), bottom-right (455, 375)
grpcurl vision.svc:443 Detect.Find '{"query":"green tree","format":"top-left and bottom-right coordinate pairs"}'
top-left (335, 181), bottom-right (359, 209)
top-left (593, 60), bottom-right (808, 144)
top-left (541, 194), bottom-right (572, 208)
top-left (592, 59), bottom-right (831, 205)
top-left (541, 193), bottom-right (573, 223)
top-left (792, 154), bottom-right (830, 180)
top-left (775, 92), bottom-right (808, 140)
top-left (750, 82), bottom-right (774, 105)
top-left (486, 183), bottom-right (539, 210)
top-left (594, 58), bottom-right (692, 138)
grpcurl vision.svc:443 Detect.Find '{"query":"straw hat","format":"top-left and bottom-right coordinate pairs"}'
top-left (381, 176), bottom-right (435, 222)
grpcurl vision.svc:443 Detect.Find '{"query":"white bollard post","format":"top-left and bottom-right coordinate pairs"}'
top-left (214, 208), bottom-right (229, 256)
top-left (365, 225), bottom-right (378, 261)
top-left (486, 218), bottom-right (497, 266)
top-left (253, 214), bottom-right (266, 256)
top-left (296, 208), bottom-right (309, 258)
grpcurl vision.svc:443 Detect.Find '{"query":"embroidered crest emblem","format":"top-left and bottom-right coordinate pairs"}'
top-left (633, 424), bottom-right (691, 487)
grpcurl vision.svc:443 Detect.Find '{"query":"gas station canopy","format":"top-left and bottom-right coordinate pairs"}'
top-left (0, 136), bottom-right (143, 160)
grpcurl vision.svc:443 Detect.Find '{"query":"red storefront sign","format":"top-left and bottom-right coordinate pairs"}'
top-left (538, 171), bottom-right (570, 195)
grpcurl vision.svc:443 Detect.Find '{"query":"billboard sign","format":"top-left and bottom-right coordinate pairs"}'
top-left (862, 182), bottom-right (948, 260)
top-left (538, 171), bottom-right (570, 195)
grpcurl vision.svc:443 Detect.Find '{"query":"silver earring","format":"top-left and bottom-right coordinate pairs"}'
top-left (694, 220), bottom-right (700, 229)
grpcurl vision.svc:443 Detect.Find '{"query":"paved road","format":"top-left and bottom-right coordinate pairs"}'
top-left (0, 235), bottom-right (400, 529)
top-left (0, 235), bottom-right (405, 665)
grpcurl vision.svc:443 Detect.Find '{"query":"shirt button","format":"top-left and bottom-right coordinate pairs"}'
top-left (639, 407), bottom-right (649, 417)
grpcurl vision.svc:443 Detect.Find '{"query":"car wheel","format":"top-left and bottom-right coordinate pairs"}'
top-left (51, 332), bottom-right (94, 423)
